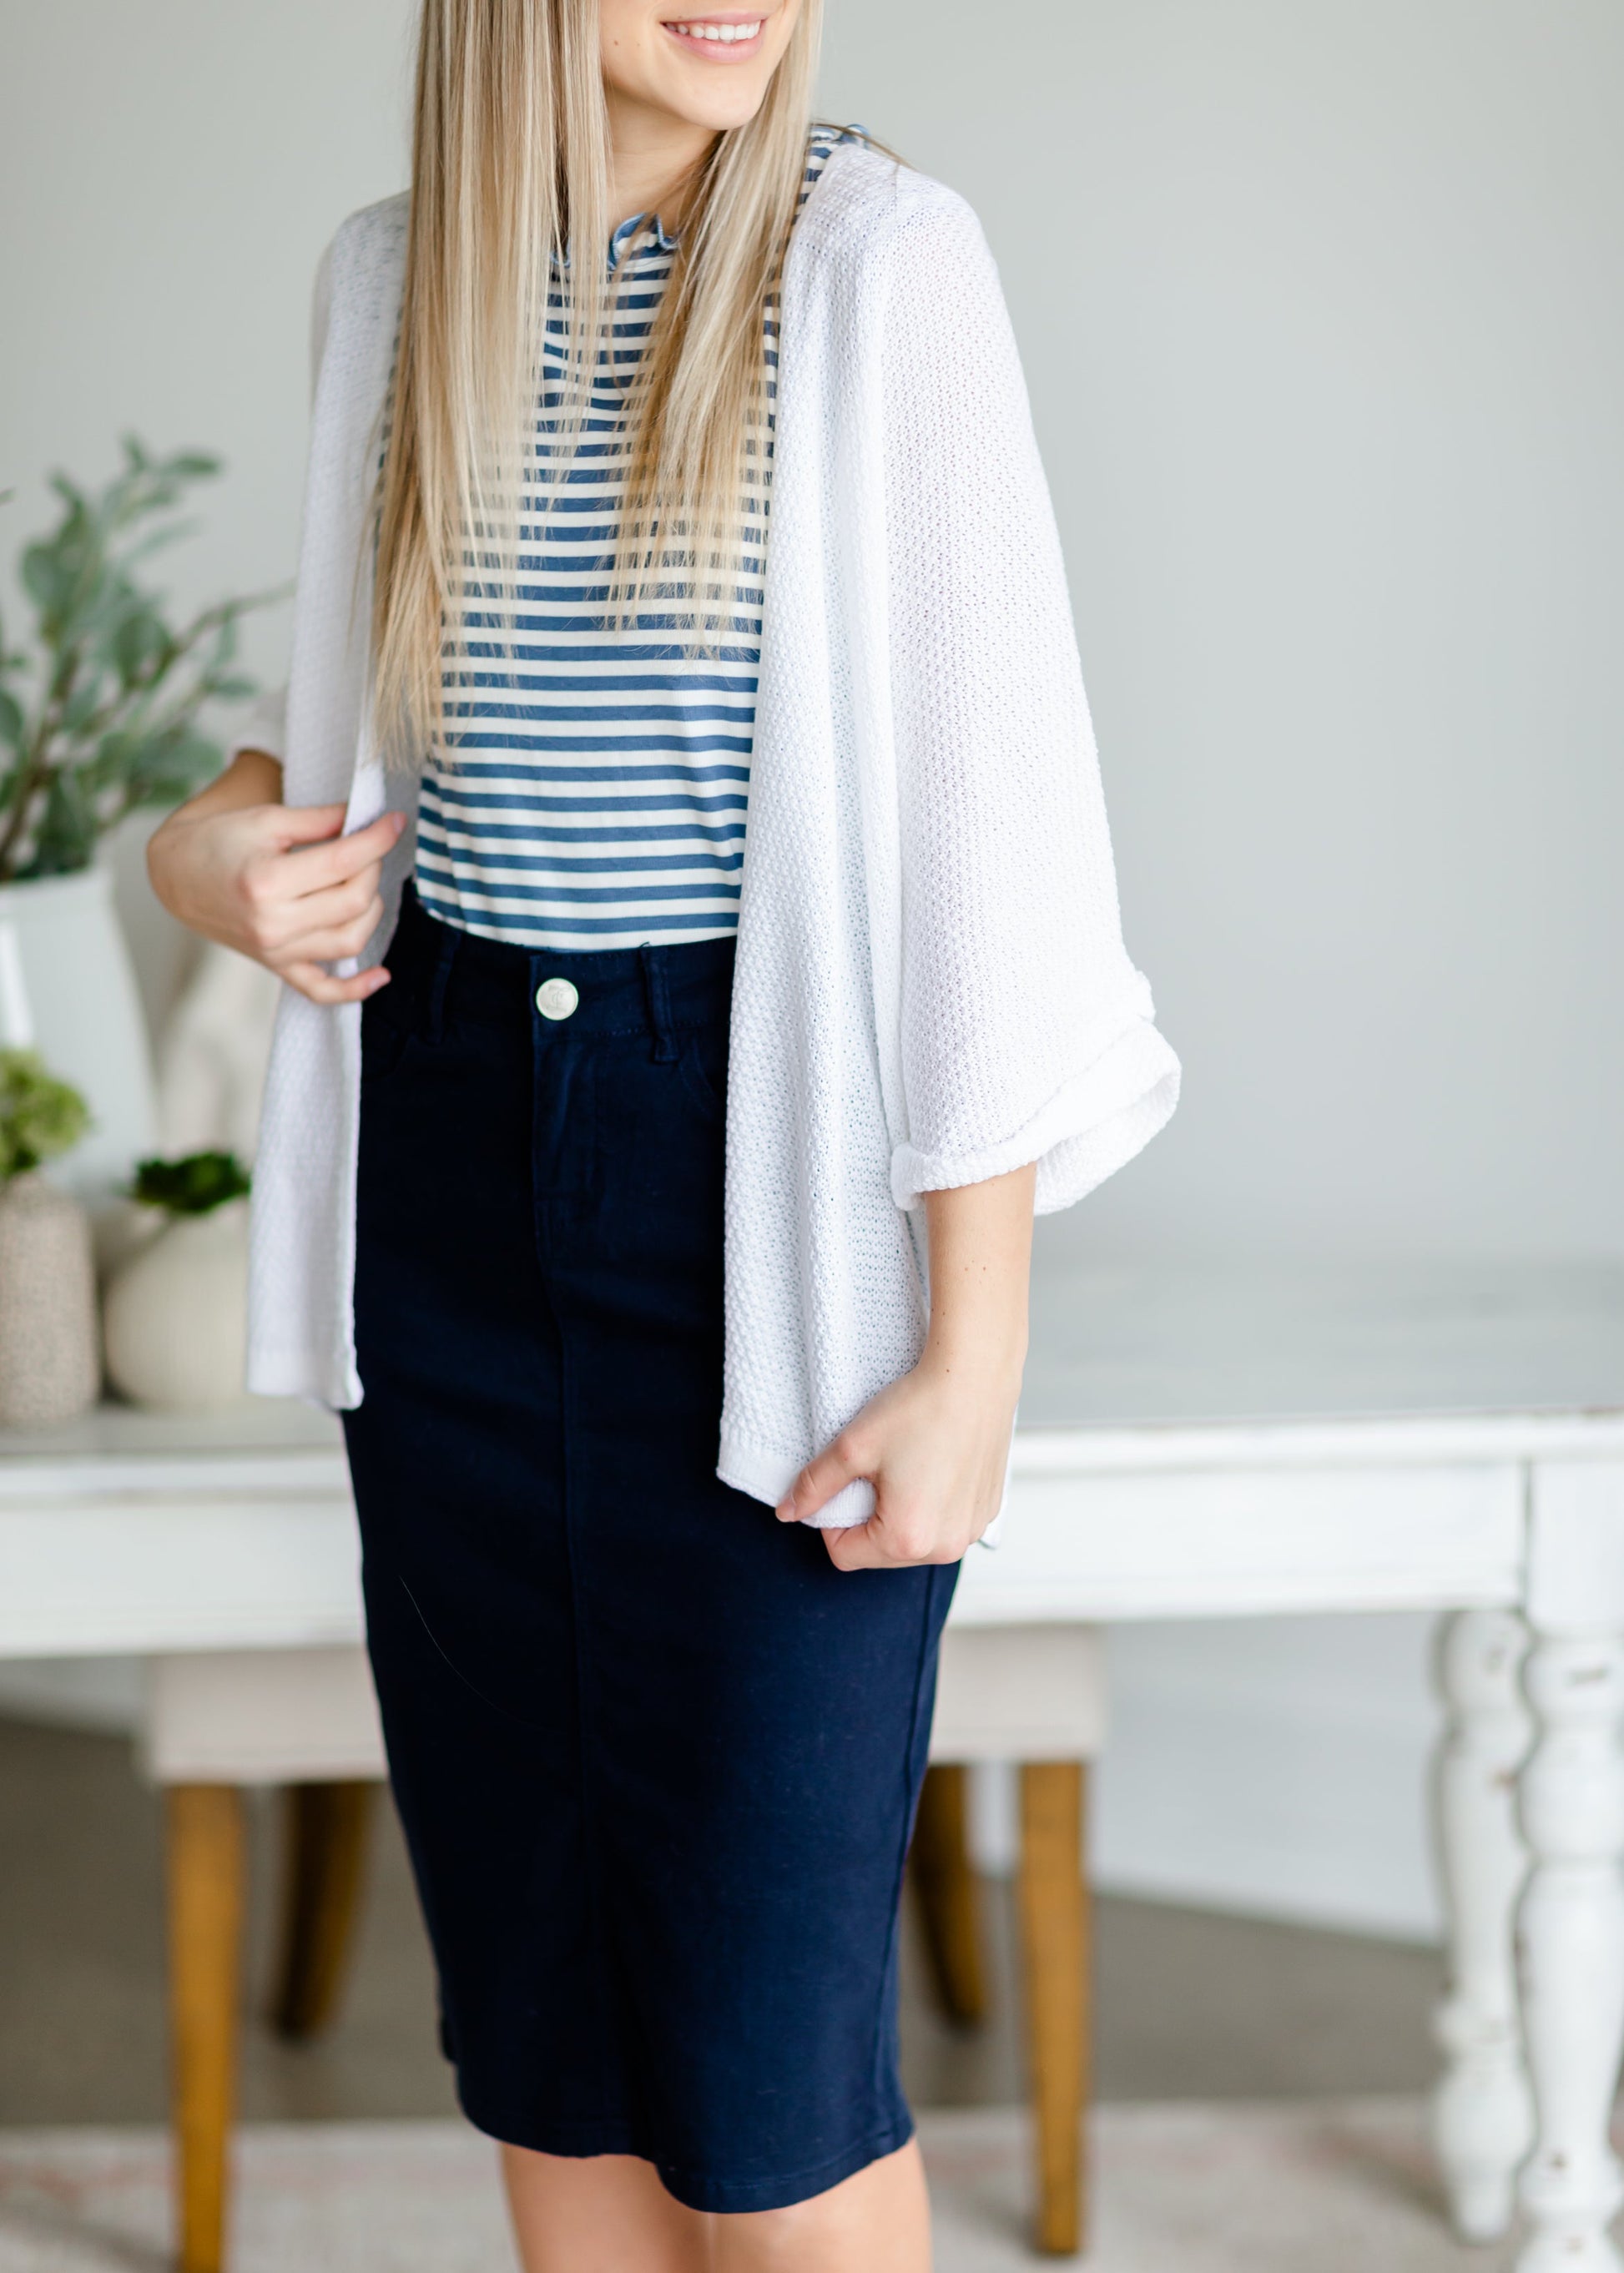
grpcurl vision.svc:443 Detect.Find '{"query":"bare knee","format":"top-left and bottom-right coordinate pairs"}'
top-left (502, 2144), bottom-right (710, 2273)
top-left (710, 2140), bottom-right (930, 2273)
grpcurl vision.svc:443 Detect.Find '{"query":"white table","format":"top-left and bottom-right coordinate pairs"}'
top-left (4, 1253), bottom-right (1624, 2271)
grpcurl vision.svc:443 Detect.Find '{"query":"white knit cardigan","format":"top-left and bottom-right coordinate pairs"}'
top-left (243, 140), bottom-right (1181, 1525)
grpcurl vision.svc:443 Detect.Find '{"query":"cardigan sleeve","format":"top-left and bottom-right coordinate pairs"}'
top-left (878, 189), bottom-right (1180, 1214)
top-left (225, 234), bottom-right (340, 775)
top-left (226, 688), bottom-right (288, 768)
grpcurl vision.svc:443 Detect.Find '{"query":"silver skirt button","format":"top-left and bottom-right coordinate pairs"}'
top-left (534, 976), bottom-right (580, 1022)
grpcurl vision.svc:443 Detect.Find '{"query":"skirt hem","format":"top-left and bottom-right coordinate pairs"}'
top-left (459, 2092), bottom-right (917, 2215)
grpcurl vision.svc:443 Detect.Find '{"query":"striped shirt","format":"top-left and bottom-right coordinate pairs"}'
top-left (413, 129), bottom-right (850, 950)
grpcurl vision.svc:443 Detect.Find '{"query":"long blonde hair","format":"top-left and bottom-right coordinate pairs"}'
top-left (372, 0), bottom-right (824, 765)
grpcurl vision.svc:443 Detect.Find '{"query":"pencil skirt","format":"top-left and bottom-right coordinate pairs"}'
top-left (340, 885), bottom-right (958, 2215)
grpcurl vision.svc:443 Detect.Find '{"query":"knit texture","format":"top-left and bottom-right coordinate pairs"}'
top-left (241, 144), bottom-right (1180, 1523)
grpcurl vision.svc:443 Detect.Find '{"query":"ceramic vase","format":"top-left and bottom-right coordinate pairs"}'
top-left (0, 867), bottom-right (158, 1219)
top-left (0, 1172), bottom-right (100, 1427)
top-left (103, 1200), bottom-right (251, 1414)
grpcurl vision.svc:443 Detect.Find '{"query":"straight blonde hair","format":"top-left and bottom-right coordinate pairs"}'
top-left (373, 0), bottom-right (825, 766)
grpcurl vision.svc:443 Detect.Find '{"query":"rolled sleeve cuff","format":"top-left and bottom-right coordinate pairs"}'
top-left (890, 1019), bottom-right (1182, 1216)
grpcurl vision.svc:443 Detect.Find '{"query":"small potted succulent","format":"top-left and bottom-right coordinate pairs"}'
top-left (0, 1049), bottom-right (99, 1427)
top-left (103, 1151), bottom-right (254, 1413)
top-left (0, 440), bottom-right (280, 1212)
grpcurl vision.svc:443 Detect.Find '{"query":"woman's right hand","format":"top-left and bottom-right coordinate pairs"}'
top-left (147, 748), bottom-right (406, 1007)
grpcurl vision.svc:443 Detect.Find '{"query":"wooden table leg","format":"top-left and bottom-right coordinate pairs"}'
top-left (166, 1784), bottom-right (245, 2273)
top-left (910, 1763), bottom-right (989, 2024)
top-left (1018, 1761), bottom-right (1090, 2257)
top-left (270, 1782), bottom-right (377, 2040)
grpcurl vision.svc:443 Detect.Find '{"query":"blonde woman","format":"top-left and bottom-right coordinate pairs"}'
top-left (150, 3), bottom-right (1179, 2265)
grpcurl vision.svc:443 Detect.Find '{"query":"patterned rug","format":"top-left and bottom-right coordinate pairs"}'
top-left (0, 2101), bottom-right (1509, 2270)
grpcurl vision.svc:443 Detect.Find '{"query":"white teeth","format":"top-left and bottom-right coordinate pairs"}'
top-left (670, 18), bottom-right (763, 40)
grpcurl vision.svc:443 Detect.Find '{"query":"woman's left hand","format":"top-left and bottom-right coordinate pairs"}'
top-left (774, 1160), bottom-right (1037, 1570)
top-left (774, 1347), bottom-right (1021, 1569)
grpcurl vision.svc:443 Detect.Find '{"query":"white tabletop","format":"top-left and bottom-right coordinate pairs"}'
top-left (4, 1258), bottom-right (1624, 1651)
top-left (1021, 1244), bottom-right (1624, 1431)
top-left (0, 1396), bottom-right (341, 1466)
top-left (0, 1253), bottom-right (1621, 1474)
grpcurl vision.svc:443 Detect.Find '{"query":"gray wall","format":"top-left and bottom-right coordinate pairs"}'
top-left (825, 0), bottom-right (1624, 1265)
top-left (0, 2), bottom-right (415, 693)
top-left (4, 1), bottom-right (1623, 1935)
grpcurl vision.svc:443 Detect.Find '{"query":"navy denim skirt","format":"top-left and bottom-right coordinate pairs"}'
top-left (341, 885), bottom-right (958, 2214)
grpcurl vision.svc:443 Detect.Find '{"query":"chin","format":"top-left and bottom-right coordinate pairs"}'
top-left (651, 51), bottom-right (784, 133)
top-left (670, 83), bottom-right (775, 132)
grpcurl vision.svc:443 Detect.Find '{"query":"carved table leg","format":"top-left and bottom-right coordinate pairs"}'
top-left (1514, 1625), bottom-right (1624, 2272)
top-left (1430, 1607), bottom-right (1535, 2240)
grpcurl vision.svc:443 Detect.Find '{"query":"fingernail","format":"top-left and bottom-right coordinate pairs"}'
top-left (775, 1499), bottom-right (794, 1521)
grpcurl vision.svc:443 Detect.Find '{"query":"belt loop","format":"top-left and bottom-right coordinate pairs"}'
top-left (425, 924), bottom-right (459, 1046)
top-left (639, 943), bottom-right (678, 1063)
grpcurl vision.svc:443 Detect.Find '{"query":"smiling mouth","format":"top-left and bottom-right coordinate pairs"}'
top-left (662, 15), bottom-right (768, 53)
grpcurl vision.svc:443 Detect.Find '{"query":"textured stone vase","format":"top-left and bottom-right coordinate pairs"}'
top-left (0, 1172), bottom-right (100, 1427)
top-left (103, 1200), bottom-right (251, 1413)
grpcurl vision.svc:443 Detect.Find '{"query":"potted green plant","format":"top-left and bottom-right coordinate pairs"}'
top-left (103, 1150), bottom-right (254, 1412)
top-left (0, 1049), bottom-right (98, 1426)
top-left (0, 439), bottom-right (280, 1216)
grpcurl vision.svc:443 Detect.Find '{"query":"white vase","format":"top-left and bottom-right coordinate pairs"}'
top-left (0, 867), bottom-right (158, 1219)
top-left (102, 1201), bottom-right (251, 1414)
top-left (0, 1173), bottom-right (100, 1427)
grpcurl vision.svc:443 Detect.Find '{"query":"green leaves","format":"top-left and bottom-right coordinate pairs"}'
top-left (29, 768), bottom-right (98, 879)
top-left (0, 1048), bottom-right (90, 1179)
top-left (132, 1150), bottom-right (251, 1216)
top-left (0, 438), bottom-right (287, 885)
top-left (109, 605), bottom-right (171, 690)
top-left (96, 718), bottom-right (220, 807)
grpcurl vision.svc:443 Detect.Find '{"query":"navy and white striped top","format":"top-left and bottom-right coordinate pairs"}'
top-left (414, 129), bottom-right (850, 950)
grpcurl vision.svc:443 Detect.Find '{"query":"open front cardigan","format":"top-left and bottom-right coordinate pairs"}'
top-left (243, 139), bottom-right (1181, 1526)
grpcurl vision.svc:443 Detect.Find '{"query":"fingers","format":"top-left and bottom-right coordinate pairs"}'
top-left (822, 1509), bottom-right (961, 1572)
top-left (281, 960), bottom-right (391, 1008)
top-left (776, 1428), bottom-right (870, 1525)
top-left (280, 809), bottom-right (406, 891)
top-left (823, 1520), bottom-right (890, 1572)
top-left (274, 897), bottom-right (386, 967)
top-left (240, 867), bottom-right (386, 960)
top-left (244, 813), bottom-right (402, 1007)
top-left (264, 801), bottom-right (351, 847)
